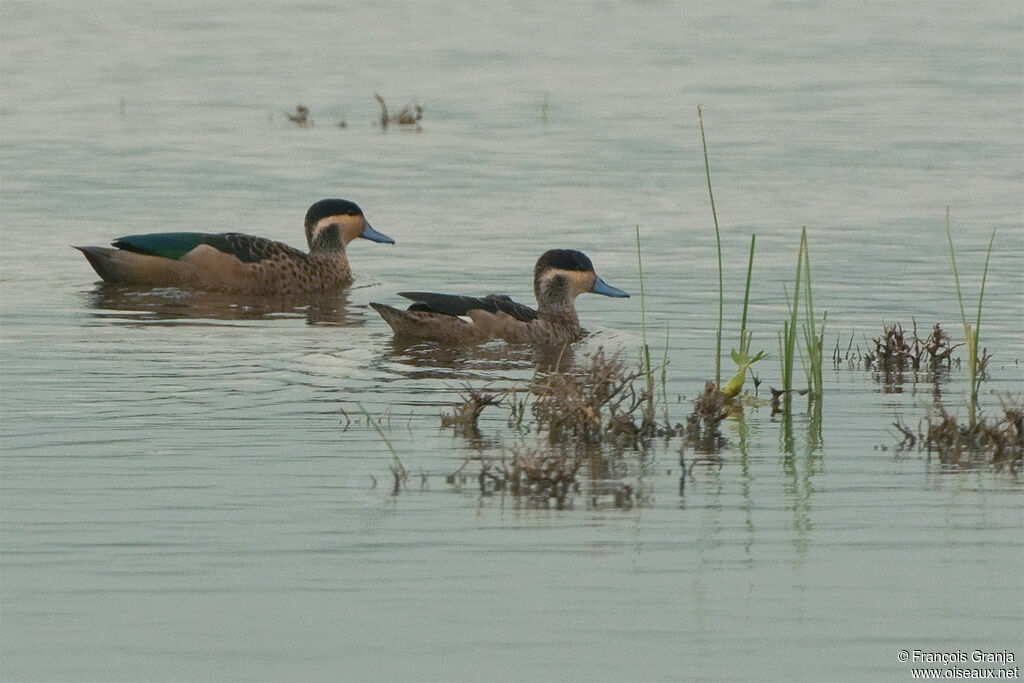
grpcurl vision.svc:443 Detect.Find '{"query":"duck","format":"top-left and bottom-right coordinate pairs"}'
top-left (73, 198), bottom-right (393, 294)
top-left (370, 249), bottom-right (629, 345)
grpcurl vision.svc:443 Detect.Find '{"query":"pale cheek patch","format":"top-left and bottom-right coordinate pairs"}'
top-left (315, 215), bottom-right (364, 245)
top-left (566, 269), bottom-right (596, 297)
top-left (542, 269), bottom-right (594, 298)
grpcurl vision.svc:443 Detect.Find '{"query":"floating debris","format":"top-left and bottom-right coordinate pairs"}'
top-left (374, 92), bottom-right (423, 130)
top-left (285, 104), bottom-right (312, 127)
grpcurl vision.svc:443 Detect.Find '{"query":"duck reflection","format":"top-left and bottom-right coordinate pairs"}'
top-left (380, 336), bottom-right (578, 381)
top-left (82, 282), bottom-right (357, 326)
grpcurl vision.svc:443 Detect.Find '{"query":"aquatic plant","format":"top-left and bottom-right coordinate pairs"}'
top-left (721, 234), bottom-right (766, 398)
top-left (865, 321), bottom-right (963, 374)
top-left (696, 109), bottom-right (764, 399)
top-left (441, 384), bottom-right (506, 433)
top-left (894, 397), bottom-right (1023, 467)
top-left (800, 228), bottom-right (826, 402)
top-left (835, 322), bottom-right (963, 375)
top-left (499, 445), bottom-right (584, 509)
top-left (777, 231), bottom-right (804, 402)
top-left (945, 208), bottom-right (996, 427)
top-left (685, 380), bottom-right (729, 453)
top-left (531, 346), bottom-right (658, 446)
top-left (776, 227), bottom-right (824, 403)
top-left (435, 344), bottom-right (676, 506)
top-left (771, 227), bottom-right (825, 453)
top-left (440, 346), bottom-right (670, 448)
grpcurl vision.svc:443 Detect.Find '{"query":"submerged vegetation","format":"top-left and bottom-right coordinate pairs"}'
top-left (896, 399), bottom-right (1023, 467)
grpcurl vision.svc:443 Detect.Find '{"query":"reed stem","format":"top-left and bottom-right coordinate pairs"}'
top-left (739, 234), bottom-right (756, 356)
top-left (697, 105), bottom-right (723, 385)
top-left (946, 208), bottom-right (997, 427)
top-left (635, 225), bottom-right (655, 421)
top-left (799, 227), bottom-right (824, 399)
top-left (782, 236), bottom-right (804, 402)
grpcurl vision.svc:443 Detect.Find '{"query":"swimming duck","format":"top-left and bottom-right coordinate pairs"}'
top-left (74, 198), bottom-right (393, 294)
top-left (370, 249), bottom-right (629, 345)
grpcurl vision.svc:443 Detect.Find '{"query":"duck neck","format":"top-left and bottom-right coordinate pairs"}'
top-left (535, 280), bottom-right (577, 318)
top-left (309, 224), bottom-right (348, 256)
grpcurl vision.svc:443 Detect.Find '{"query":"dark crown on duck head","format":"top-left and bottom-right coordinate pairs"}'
top-left (534, 249), bottom-right (594, 280)
top-left (305, 199), bottom-right (364, 231)
top-left (304, 198), bottom-right (365, 247)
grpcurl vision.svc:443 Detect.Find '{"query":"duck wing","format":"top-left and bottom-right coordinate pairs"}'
top-left (112, 232), bottom-right (304, 264)
top-left (397, 292), bottom-right (538, 322)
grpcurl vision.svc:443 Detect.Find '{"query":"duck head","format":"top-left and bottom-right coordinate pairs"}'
top-left (304, 198), bottom-right (394, 251)
top-left (533, 249), bottom-right (629, 313)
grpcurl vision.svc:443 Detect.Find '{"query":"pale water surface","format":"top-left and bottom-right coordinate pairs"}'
top-left (2, 2), bottom-right (1023, 681)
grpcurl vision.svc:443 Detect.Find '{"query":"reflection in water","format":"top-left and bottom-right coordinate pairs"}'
top-left (380, 337), bottom-right (578, 381)
top-left (82, 283), bottom-right (356, 325)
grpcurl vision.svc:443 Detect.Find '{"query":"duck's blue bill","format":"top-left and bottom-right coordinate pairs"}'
top-left (360, 222), bottom-right (395, 244)
top-left (592, 275), bottom-right (629, 298)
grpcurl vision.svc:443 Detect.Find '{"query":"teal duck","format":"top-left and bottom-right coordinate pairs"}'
top-left (74, 199), bottom-right (393, 294)
top-left (370, 249), bottom-right (629, 345)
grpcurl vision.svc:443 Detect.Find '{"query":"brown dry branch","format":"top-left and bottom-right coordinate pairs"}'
top-left (686, 380), bottom-right (729, 453)
top-left (863, 322), bottom-right (963, 373)
top-left (894, 397), bottom-right (1023, 467)
top-left (922, 323), bottom-right (959, 368)
top-left (530, 346), bottom-right (661, 446)
top-left (374, 92), bottom-right (423, 130)
top-left (499, 445), bottom-right (585, 509)
top-left (441, 384), bottom-right (506, 433)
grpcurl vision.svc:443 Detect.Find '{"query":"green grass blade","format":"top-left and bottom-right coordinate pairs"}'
top-left (635, 225), bottom-right (655, 421)
top-left (975, 227), bottom-right (997, 357)
top-left (697, 105), bottom-right (723, 385)
top-left (740, 234), bottom-right (756, 356)
top-left (945, 207), bottom-right (970, 332)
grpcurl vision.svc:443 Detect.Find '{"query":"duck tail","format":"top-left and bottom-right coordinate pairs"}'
top-left (73, 246), bottom-right (122, 282)
top-left (73, 244), bottom-right (193, 286)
